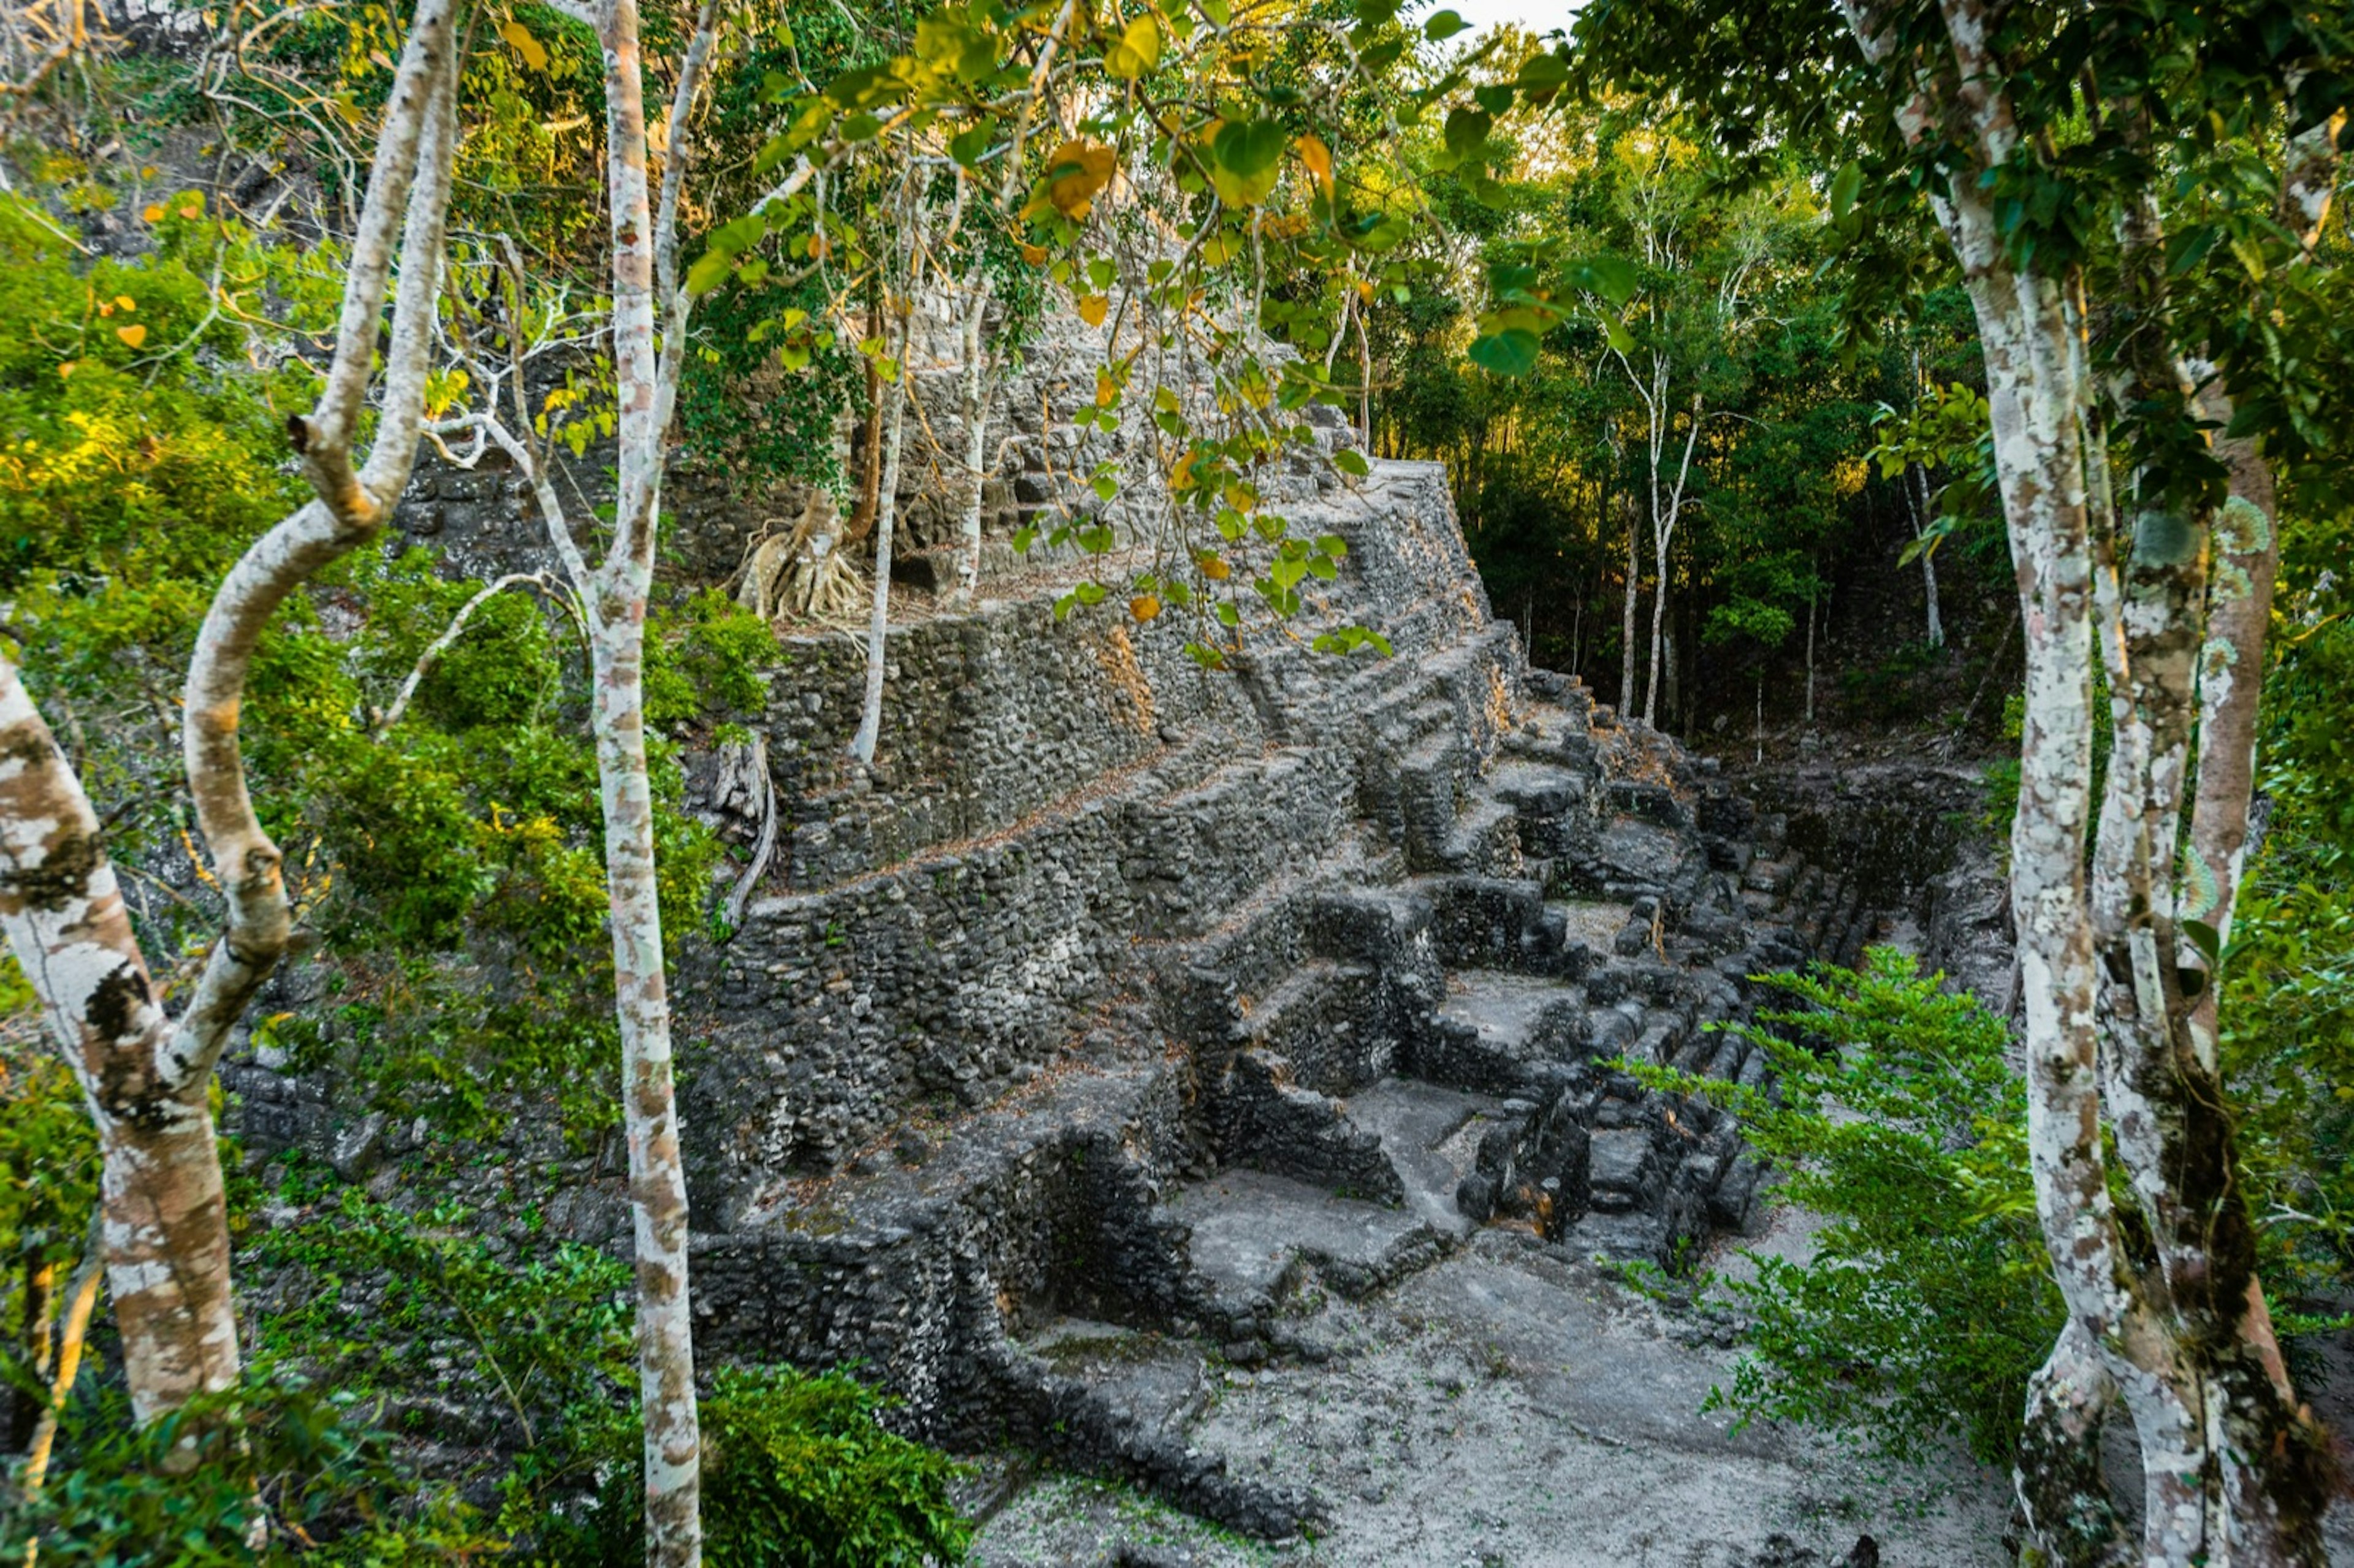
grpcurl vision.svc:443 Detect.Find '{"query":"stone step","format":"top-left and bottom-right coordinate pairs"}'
top-left (1436, 795), bottom-right (1522, 874)
top-left (1208, 1048), bottom-right (1402, 1205)
top-left (1333, 1077), bottom-right (1510, 1241)
top-left (1165, 1168), bottom-right (1449, 1304)
top-left (1018, 1318), bottom-right (1213, 1439)
top-left (1411, 968), bottom-right (1587, 1095)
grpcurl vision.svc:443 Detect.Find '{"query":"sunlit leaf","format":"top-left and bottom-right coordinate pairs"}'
top-left (1045, 139), bottom-right (1118, 216)
top-left (498, 17), bottom-right (549, 70)
top-left (1105, 13), bottom-right (1162, 79)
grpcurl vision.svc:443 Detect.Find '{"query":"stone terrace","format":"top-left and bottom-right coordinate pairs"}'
top-left (677, 459), bottom-right (1873, 1535)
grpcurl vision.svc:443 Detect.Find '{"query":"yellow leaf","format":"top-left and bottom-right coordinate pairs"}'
top-left (1021, 242), bottom-right (1049, 265)
top-left (1105, 13), bottom-right (1161, 79)
top-left (57, 360), bottom-right (76, 378)
top-left (499, 17), bottom-right (549, 71)
top-left (1078, 294), bottom-right (1110, 327)
top-left (116, 324), bottom-right (147, 348)
top-left (1045, 138), bottom-right (1117, 218)
top-left (1297, 133), bottom-right (1333, 197)
top-left (1198, 552), bottom-right (1231, 581)
top-left (115, 295), bottom-right (136, 312)
top-left (1095, 370), bottom-right (1118, 405)
top-left (1129, 594), bottom-right (1162, 623)
top-left (178, 202), bottom-right (203, 219)
top-left (142, 204), bottom-right (165, 223)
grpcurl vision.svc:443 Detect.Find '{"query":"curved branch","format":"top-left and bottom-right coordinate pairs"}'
top-left (170, 4), bottom-right (460, 1094)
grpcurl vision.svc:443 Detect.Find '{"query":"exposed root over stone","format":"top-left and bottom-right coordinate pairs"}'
top-left (734, 489), bottom-right (867, 622)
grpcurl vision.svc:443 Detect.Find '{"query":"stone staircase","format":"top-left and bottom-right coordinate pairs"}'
top-left (682, 460), bottom-right (1872, 1540)
top-left (1140, 670), bottom-right (1855, 1372)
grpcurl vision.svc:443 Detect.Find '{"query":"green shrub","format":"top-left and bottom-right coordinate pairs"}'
top-left (550, 1366), bottom-right (972, 1568)
top-left (0, 1372), bottom-right (495, 1566)
top-left (1628, 947), bottom-right (2062, 1468)
top-left (245, 1200), bottom-right (970, 1566)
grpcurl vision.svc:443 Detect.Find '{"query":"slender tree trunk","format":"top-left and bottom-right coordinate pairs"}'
top-left (1802, 584), bottom-right (1816, 726)
top-left (952, 270), bottom-right (991, 608)
top-left (1642, 393), bottom-right (1702, 727)
top-left (851, 191), bottom-right (920, 766)
top-left (1906, 462), bottom-right (1945, 647)
top-left (1618, 493), bottom-right (1639, 715)
top-left (12, 1253), bottom-right (56, 1448)
top-left (1904, 348), bottom-right (1946, 649)
top-left (587, 602), bottom-right (699, 1565)
top-left (20, 1214), bottom-right (104, 1515)
top-left (1644, 538), bottom-right (1669, 725)
top-left (588, 1), bottom-right (718, 1559)
top-left (848, 297), bottom-right (885, 545)
top-left (1357, 307), bottom-right (1372, 446)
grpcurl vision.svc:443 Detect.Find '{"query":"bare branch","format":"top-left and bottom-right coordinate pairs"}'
top-left (370, 573), bottom-right (559, 737)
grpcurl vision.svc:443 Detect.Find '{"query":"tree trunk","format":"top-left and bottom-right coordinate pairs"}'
top-left (1906, 462), bottom-right (1945, 647)
top-left (587, 605), bottom-right (700, 1567)
top-left (1803, 584), bottom-right (1816, 726)
top-left (0, 0), bottom-right (457, 1431)
top-left (848, 297), bottom-right (885, 546)
top-left (1642, 392), bottom-right (1702, 728)
top-left (1618, 493), bottom-right (1640, 715)
top-left (20, 1215), bottom-right (104, 1513)
top-left (1842, 9), bottom-right (2332, 1550)
top-left (952, 270), bottom-right (991, 609)
top-left (0, 658), bottom-right (243, 1429)
top-left (12, 1253), bottom-right (55, 1448)
top-left (851, 192), bottom-right (921, 766)
top-left (589, 0), bottom-right (717, 1559)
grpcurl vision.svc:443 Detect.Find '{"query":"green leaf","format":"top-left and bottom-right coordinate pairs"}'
top-left (1468, 327), bottom-right (1540, 378)
top-left (685, 249), bottom-right (733, 296)
top-left (1514, 53), bottom-right (1569, 95)
top-left (1332, 447), bottom-right (1370, 477)
top-left (1105, 13), bottom-right (1162, 78)
top-left (1206, 118), bottom-right (1286, 204)
top-left (1602, 314), bottom-right (1635, 355)
top-left (950, 124), bottom-right (994, 167)
top-left (2182, 919), bottom-right (2223, 967)
top-left (1423, 8), bottom-right (1469, 39)
top-left (1442, 107), bottom-right (1492, 161)
top-left (1570, 254), bottom-right (1640, 306)
top-left (1829, 160), bottom-right (1864, 222)
top-left (1211, 118), bottom-right (1287, 178)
